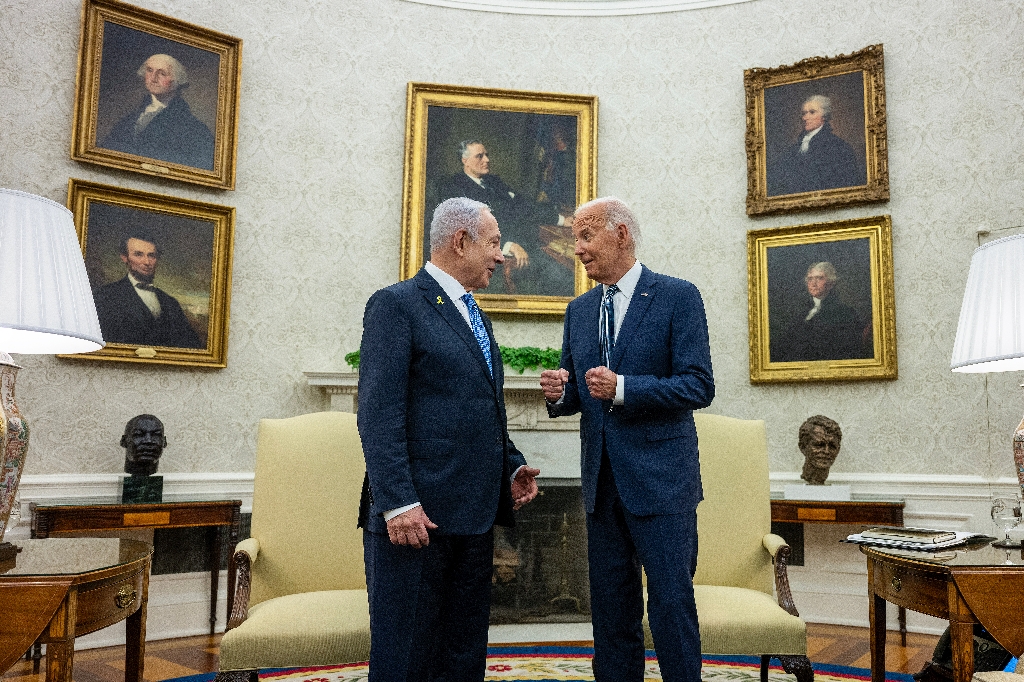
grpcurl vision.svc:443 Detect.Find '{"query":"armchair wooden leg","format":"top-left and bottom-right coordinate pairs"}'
top-left (761, 655), bottom-right (771, 682)
top-left (214, 669), bottom-right (257, 682)
top-left (778, 655), bottom-right (814, 682)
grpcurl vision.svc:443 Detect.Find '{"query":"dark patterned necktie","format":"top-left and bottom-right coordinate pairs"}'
top-left (599, 284), bottom-right (620, 367)
top-left (461, 293), bottom-right (493, 378)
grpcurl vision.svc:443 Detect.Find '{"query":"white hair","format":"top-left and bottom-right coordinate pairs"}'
top-left (575, 196), bottom-right (641, 251)
top-left (460, 139), bottom-right (484, 160)
top-left (807, 261), bottom-right (837, 282)
top-left (804, 95), bottom-right (832, 119)
top-left (137, 54), bottom-right (189, 88)
top-left (430, 197), bottom-right (489, 252)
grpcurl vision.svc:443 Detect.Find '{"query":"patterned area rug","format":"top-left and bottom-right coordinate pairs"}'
top-left (168, 646), bottom-right (914, 682)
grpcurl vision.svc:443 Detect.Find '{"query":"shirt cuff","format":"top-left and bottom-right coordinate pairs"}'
top-left (613, 374), bottom-right (624, 405)
top-left (383, 502), bottom-right (421, 521)
top-left (547, 386), bottom-right (566, 405)
top-left (511, 465), bottom-right (525, 485)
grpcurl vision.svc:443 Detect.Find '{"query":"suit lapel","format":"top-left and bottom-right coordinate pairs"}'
top-left (415, 269), bottom-right (496, 385)
top-left (610, 266), bottom-right (657, 372)
top-left (578, 287), bottom-right (604, 369)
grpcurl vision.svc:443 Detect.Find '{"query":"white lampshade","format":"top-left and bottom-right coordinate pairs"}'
top-left (951, 233), bottom-right (1024, 373)
top-left (0, 188), bottom-right (104, 354)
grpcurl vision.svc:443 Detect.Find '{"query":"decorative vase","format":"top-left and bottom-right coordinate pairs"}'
top-left (0, 353), bottom-right (28, 546)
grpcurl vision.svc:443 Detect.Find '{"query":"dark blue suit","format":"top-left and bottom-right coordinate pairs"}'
top-left (549, 265), bottom-right (714, 681)
top-left (357, 267), bottom-right (527, 682)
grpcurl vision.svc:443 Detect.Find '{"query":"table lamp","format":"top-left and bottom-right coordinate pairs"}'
top-left (0, 188), bottom-right (104, 557)
top-left (950, 233), bottom-right (1024, 496)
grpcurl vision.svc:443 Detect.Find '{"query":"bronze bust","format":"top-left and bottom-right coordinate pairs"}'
top-left (798, 415), bottom-right (842, 485)
top-left (122, 414), bottom-right (166, 477)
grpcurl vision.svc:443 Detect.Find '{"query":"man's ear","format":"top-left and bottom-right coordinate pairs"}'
top-left (120, 253), bottom-right (129, 265)
top-left (452, 228), bottom-right (468, 255)
top-left (120, 434), bottom-right (129, 448)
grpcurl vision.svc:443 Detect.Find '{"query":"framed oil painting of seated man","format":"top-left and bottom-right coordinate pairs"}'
top-left (400, 82), bottom-right (598, 315)
top-left (744, 44), bottom-right (889, 216)
top-left (65, 179), bottom-right (235, 368)
top-left (71, 0), bottom-right (241, 189)
top-left (747, 215), bottom-right (897, 384)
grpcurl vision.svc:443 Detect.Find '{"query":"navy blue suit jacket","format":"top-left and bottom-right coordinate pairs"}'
top-left (356, 268), bottom-right (528, 536)
top-left (549, 266), bottom-right (715, 516)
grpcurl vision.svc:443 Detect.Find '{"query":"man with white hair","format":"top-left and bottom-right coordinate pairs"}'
top-left (102, 53), bottom-right (215, 170)
top-left (772, 261), bottom-right (871, 362)
top-left (357, 197), bottom-right (540, 681)
top-left (540, 196), bottom-right (715, 682)
top-left (768, 94), bottom-right (863, 196)
top-left (434, 139), bottom-right (576, 297)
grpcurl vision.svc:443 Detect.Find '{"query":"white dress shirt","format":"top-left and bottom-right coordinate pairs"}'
top-left (128, 273), bottom-right (161, 318)
top-left (601, 259), bottom-right (642, 405)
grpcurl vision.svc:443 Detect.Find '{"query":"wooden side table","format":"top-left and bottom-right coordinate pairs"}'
top-left (30, 498), bottom-right (241, 635)
top-left (771, 497), bottom-right (908, 644)
top-left (863, 542), bottom-right (1024, 682)
top-left (0, 538), bottom-right (152, 682)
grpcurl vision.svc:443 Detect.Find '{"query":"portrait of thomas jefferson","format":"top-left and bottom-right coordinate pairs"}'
top-left (95, 23), bottom-right (219, 171)
top-left (764, 72), bottom-right (868, 198)
top-left (766, 237), bottom-right (875, 364)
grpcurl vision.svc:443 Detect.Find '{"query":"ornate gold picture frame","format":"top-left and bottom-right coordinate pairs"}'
top-left (400, 82), bottom-right (598, 315)
top-left (747, 215), bottom-right (897, 384)
top-left (744, 44), bottom-right (888, 216)
top-left (71, 0), bottom-right (242, 189)
top-left (64, 179), bottom-right (235, 367)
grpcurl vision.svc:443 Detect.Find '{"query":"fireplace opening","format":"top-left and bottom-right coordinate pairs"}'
top-left (490, 483), bottom-right (590, 624)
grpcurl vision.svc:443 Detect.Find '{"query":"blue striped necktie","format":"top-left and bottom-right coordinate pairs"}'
top-left (599, 284), bottom-right (620, 367)
top-left (461, 293), bottom-right (493, 378)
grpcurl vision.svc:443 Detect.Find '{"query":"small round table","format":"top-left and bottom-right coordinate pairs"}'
top-left (0, 538), bottom-right (152, 682)
top-left (863, 541), bottom-right (1024, 682)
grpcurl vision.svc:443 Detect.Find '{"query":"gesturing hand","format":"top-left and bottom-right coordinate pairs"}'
top-left (386, 506), bottom-right (438, 548)
top-left (511, 466), bottom-right (541, 510)
top-left (540, 368), bottom-right (569, 402)
top-left (585, 366), bottom-right (617, 401)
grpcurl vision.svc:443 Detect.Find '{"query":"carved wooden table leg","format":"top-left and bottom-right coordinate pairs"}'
top-left (43, 592), bottom-right (76, 682)
top-left (868, 559), bottom-right (887, 682)
top-left (124, 563), bottom-right (149, 682)
top-left (208, 526), bottom-right (220, 634)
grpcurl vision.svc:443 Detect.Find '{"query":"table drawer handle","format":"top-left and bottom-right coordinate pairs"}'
top-left (115, 585), bottom-right (137, 609)
top-left (891, 576), bottom-right (902, 592)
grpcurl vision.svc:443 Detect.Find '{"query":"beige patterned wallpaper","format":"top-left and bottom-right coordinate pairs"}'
top-left (1, 0), bottom-right (1022, 480)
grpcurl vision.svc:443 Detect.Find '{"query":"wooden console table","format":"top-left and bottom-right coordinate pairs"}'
top-left (864, 542), bottom-right (1024, 682)
top-left (0, 538), bottom-right (151, 682)
top-left (772, 497), bottom-right (908, 644)
top-left (30, 498), bottom-right (241, 635)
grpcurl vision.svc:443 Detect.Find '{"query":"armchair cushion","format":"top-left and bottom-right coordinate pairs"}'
top-left (643, 586), bottom-right (806, 656)
top-left (219, 590), bottom-right (370, 671)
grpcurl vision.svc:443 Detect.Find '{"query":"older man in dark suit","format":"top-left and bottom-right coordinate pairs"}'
top-left (541, 197), bottom-right (715, 682)
top-left (357, 197), bottom-right (540, 682)
top-left (93, 234), bottom-right (202, 349)
top-left (434, 140), bottom-right (575, 297)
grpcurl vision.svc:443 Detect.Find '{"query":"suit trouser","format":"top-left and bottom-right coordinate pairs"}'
top-left (587, 452), bottom-right (701, 682)
top-left (363, 528), bottom-right (494, 682)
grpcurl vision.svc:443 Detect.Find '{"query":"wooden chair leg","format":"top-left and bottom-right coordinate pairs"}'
top-left (778, 655), bottom-right (814, 682)
top-left (761, 654), bottom-right (772, 682)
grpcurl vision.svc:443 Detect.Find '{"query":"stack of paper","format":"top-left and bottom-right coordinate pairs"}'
top-left (845, 526), bottom-right (986, 550)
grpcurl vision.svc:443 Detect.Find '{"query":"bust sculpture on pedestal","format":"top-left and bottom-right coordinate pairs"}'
top-left (121, 414), bottom-right (166, 503)
top-left (798, 415), bottom-right (842, 485)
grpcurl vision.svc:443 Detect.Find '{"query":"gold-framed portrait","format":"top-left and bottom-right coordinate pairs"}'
top-left (400, 82), bottom-right (598, 315)
top-left (64, 178), bottom-right (235, 367)
top-left (744, 44), bottom-right (889, 216)
top-left (71, 0), bottom-right (242, 190)
top-left (747, 215), bottom-right (897, 384)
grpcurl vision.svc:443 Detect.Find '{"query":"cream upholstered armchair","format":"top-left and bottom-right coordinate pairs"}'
top-left (215, 412), bottom-right (370, 682)
top-left (643, 413), bottom-right (812, 682)
top-left (975, 659), bottom-right (1024, 682)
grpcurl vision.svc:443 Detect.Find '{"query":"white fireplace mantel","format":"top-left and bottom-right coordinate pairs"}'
top-left (303, 371), bottom-right (581, 432)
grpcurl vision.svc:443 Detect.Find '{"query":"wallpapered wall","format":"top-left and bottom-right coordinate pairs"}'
top-left (2, 0), bottom-right (1022, 480)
